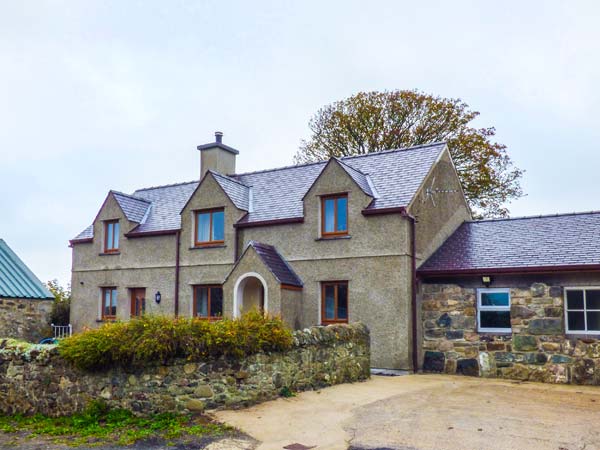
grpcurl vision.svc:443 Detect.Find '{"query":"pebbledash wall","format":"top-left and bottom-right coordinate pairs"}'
top-left (0, 298), bottom-right (52, 343)
top-left (0, 323), bottom-right (369, 416)
top-left (421, 279), bottom-right (600, 384)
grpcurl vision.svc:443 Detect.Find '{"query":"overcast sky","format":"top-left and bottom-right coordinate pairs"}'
top-left (1, 1), bottom-right (599, 286)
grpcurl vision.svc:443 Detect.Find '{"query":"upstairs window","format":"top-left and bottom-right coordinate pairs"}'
top-left (195, 209), bottom-right (225, 246)
top-left (321, 194), bottom-right (348, 237)
top-left (193, 285), bottom-right (223, 320)
top-left (321, 281), bottom-right (348, 324)
top-left (102, 287), bottom-right (117, 320)
top-left (477, 288), bottom-right (511, 333)
top-left (565, 288), bottom-right (600, 334)
top-left (104, 220), bottom-right (120, 253)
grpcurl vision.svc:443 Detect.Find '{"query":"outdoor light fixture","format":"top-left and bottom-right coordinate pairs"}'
top-left (482, 276), bottom-right (492, 287)
top-left (155, 291), bottom-right (161, 304)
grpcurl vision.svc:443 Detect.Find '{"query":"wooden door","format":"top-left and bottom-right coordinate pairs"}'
top-left (130, 288), bottom-right (146, 318)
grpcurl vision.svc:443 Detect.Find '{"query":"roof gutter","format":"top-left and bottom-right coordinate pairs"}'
top-left (400, 208), bottom-right (419, 374)
top-left (234, 217), bottom-right (304, 228)
top-left (362, 206), bottom-right (407, 216)
top-left (124, 229), bottom-right (179, 238)
top-left (68, 238), bottom-right (93, 247)
top-left (418, 264), bottom-right (600, 278)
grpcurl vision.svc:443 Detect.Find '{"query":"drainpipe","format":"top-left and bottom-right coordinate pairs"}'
top-left (401, 209), bottom-right (419, 373)
top-left (174, 230), bottom-right (181, 317)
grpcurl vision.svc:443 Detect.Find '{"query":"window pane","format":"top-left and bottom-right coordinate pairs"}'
top-left (324, 285), bottom-right (335, 320)
top-left (337, 284), bottom-right (348, 319)
top-left (336, 197), bottom-right (347, 232)
top-left (480, 291), bottom-right (509, 307)
top-left (111, 289), bottom-right (117, 316)
top-left (587, 311), bottom-right (600, 331)
top-left (324, 199), bottom-right (335, 233)
top-left (106, 223), bottom-right (114, 249)
top-left (567, 290), bottom-right (584, 309)
top-left (210, 287), bottom-right (223, 317)
top-left (113, 222), bottom-right (119, 248)
top-left (197, 213), bottom-right (211, 242)
top-left (196, 288), bottom-right (208, 317)
top-left (587, 290), bottom-right (600, 310)
top-left (480, 311), bottom-right (511, 330)
top-left (212, 211), bottom-right (224, 241)
top-left (568, 311), bottom-right (585, 331)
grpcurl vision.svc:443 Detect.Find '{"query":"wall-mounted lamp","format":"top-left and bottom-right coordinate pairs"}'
top-left (155, 291), bottom-right (162, 304)
top-left (482, 276), bottom-right (492, 287)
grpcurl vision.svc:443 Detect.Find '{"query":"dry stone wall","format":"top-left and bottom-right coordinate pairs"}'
top-left (422, 283), bottom-right (600, 384)
top-left (0, 323), bottom-right (369, 416)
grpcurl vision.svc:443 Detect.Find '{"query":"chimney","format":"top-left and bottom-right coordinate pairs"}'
top-left (197, 131), bottom-right (239, 179)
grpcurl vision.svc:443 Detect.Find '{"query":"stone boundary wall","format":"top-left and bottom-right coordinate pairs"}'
top-left (0, 323), bottom-right (369, 416)
top-left (0, 298), bottom-right (52, 343)
top-left (422, 283), bottom-right (600, 384)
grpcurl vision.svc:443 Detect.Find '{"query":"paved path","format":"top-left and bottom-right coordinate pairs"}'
top-left (214, 374), bottom-right (600, 450)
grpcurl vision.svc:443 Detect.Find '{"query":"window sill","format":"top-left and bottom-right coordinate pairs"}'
top-left (96, 319), bottom-right (115, 323)
top-left (99, 252), bottom-right (120, 256)
top-left (321, 321), bottom-right (349, 326)
top-left (477, 331), bottom-right (512, 336)
top-left (315, 235), bottom-right (351, 241)
top-left (189, 244), bottom-right (227, 250)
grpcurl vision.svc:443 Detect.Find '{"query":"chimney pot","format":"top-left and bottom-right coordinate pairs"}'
top-left (215, 131), bottom-right (223, 143)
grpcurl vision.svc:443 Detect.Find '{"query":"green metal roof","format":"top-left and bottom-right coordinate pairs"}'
top-left (0, 239), bottom-right (53, 299)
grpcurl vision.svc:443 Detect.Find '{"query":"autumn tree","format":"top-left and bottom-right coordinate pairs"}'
top-left (46, 279), bottom-right (71, 326)
top-left (295, 90), bottom-right (523, 217)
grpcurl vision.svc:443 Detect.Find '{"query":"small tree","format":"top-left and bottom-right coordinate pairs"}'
top-left (46, 279), bottom-right (71, 326)
top-left (295, 90), bottom-right (523, 218)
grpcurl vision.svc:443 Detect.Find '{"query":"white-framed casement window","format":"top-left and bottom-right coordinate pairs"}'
top-left (477, 288), bottom-right (511, 333)
top-left (565, 288), bottom-right (600, 334)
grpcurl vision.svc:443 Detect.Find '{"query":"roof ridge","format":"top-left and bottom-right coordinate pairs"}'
top-left (133, 180), bottom-right (199, 192)
top-left (232, 141), bottom-right (446, 178)
top-left (209, 170), bottom-right (251, 188)
top-left (111, 190), bottom-right (152, 203)
top-left (470, 210), bottom-right (600, 223)
top-left (334, 157), bottom-right (368, 175)
top-left (339, 141), bottom-right (447, 161)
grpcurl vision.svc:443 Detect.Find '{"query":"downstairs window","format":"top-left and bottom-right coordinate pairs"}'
top-left (193, 285), bottom-right (223, 320)
top-left (477, 288), bottom-right (511, 333)
top-left (565, 288), bottom-right (600, 334)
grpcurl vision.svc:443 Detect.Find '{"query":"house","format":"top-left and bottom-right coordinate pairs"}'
top-left (70, 132), bottom-right (470, 370)
top-left (70, 132), bottom-right (600, 382)
top-left (0, 239), bottom-right (54, 342)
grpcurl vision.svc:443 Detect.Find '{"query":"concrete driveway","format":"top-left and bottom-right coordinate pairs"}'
top-left (214, 374), bottom-right (600, 450)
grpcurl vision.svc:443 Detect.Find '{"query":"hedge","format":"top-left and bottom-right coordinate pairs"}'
top-left (58, 311), bottom-right (293, 371)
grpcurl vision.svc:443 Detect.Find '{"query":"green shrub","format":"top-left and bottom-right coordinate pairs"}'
top-left (59, 310), bottom-right (293, 370)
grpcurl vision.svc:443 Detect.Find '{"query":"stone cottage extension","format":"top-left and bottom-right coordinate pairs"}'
top-left (0, 239), bottom-right (53, 341)
top-left (418, 213), bottom-right (600, 384)
top-left (70, 133), bottom-right (470, 370)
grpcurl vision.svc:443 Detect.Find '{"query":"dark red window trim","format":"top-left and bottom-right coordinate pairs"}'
top-left (321, 194), bottom-right (348, 237)
top-left (194, 208), bottom-right (225, 247)
top-left (104, 220), bottom-right (120, 253)
top-left (193, 285), bottom-right (223, 321)
top-left (101, 287), bottom-right (117, 321)
top-left (321, 281), bottom-right (349, 324)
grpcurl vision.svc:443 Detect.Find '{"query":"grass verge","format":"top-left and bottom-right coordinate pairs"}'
top-left (0, 401), bottom-right (232, 447)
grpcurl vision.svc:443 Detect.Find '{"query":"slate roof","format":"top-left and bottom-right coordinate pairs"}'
top-left (210, 171), bottom-right (250, 211)
top-left (0, 240), bottom-right (53, 299)
top-left (72, 142), bottom-right (446, 240)
top-left (419, 211), bottom-right (600, 275)
top-left (112, 191), bottom-right (151, 223)
top-left (248, 241), bottom-right (303, 287)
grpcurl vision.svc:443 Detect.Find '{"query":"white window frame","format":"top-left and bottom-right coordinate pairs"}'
top-left (477, 288), bottom-right (511, 333)
top-left (564, 287), bottom-right (600, 335)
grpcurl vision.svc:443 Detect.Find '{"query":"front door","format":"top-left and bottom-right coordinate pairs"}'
top-left (130, 288), bottom-right (146, 318)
